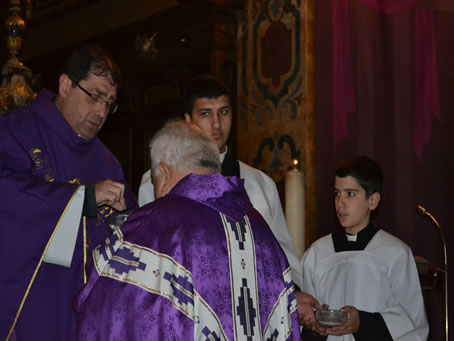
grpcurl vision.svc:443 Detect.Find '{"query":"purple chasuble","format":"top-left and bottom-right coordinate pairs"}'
top-left (0, 89), bottom-right (137, 341)
top-left (75, 173), bottom-right (300, 340)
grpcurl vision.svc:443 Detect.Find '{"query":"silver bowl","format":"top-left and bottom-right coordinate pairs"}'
top-left (316, 309), bottom-right (349, 328)
top-left (107, 211), bottom-right (133, 233)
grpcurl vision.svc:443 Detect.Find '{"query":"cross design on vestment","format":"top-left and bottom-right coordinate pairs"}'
top-left (202, 326), bottom-right (221, 341)
top-left (109, 247), bottom-right (146, 276)
top-left (229, 218), bottom-right (248, 250)
top-left (164, 272), bottom-right (194, 306)
top-left (236, 278), bottom-right (257, 340)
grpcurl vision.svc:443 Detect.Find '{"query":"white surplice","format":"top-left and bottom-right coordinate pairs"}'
top-left (302, 229), bottom-right (429, 341)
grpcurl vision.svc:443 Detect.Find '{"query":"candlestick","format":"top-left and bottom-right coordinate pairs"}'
top-left (285, 159), bottom-right (306, 259)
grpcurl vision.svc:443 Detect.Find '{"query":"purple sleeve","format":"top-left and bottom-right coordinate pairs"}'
top-left (0, 124), bottom-right (79, 339)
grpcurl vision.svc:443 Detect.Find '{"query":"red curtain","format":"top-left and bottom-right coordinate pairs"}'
top-left (361, 0), bottom-right (419, 13)
top-left (332, 0), bottom-right (440, 162)
top-left (316, 1), bottom-right (453, 340)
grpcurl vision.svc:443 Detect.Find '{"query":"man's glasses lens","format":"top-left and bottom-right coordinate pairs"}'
top-left (75, 82), bottom-right (118, 113)
top-left (109, 102), bottom-right (118, 113)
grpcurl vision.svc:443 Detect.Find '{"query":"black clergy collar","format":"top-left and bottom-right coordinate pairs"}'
top-left (332, 223), bottom-right (379, 252)
top-left (221, 152), bottom-right (240, 177)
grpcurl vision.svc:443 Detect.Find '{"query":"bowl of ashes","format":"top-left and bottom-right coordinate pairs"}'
top-left (316, 309), bottom-right (349, 328)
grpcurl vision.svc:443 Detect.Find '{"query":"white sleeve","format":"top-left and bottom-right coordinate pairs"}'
top-left (266, 180), bottom-right (304, 289)
top-left (381, 246), bottom-right (429, 341)
top-left (43, 185), bottom-right (85, 268)
top-left (301, 247), bottom-right (317, 297)
top-left (138, 169), bottom-right (155, 207)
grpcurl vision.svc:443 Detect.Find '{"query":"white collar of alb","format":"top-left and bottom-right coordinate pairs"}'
top-left (219, 146), bottom-right (228, 163)
top-left (346, 233), bottom-right (358, 242)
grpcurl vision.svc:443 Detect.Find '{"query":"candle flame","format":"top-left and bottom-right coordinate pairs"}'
top-left (293, 159), bottom-right (298, 167)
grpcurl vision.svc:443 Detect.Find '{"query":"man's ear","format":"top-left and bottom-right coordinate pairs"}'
top-left (159, 162), bottom-right (172, 196)
top-left (184, 113), bottom-right (191, 123)
top-left (59, 74), bottom-right (72, 98)
top-left (368, 192), bottom-right (381, 211)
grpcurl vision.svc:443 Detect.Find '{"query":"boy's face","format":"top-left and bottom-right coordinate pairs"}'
top-left (334, 175), bottom-right (380, 235)
top-left (184, 95), bottom-right (232, 153)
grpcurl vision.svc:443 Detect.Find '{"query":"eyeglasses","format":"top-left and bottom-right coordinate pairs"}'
top-left (75, 82), bottom-right (118, 114)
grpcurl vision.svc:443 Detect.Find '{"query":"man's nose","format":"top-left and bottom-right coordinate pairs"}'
top-left (95, 103), bottom-right (109, 118)
top-left (212, 113), bottom-right (221, 127)
top-left (336, 195), bottom-right (345, 208)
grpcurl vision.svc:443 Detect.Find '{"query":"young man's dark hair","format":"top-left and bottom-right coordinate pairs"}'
top-left (335, 155), bottom-right (383, 198)
top-left (62, 45), bottom-right (122, 87)
top-left (183, 75), bottom-right (231, 115)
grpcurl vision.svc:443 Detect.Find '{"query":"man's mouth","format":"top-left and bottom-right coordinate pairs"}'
top-left (87, 120), bottom-right (100, 129)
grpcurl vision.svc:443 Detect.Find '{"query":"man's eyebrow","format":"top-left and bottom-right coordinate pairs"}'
top-left (92, 88), bottom-right (115, 101)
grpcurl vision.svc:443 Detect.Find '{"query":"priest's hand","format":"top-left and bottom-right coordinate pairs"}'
top-left (95, 179), bottom-right (126, 211)
top-left (296, 291), bottom-right (321, 331)
top-left (326, 306), bottom-right (360, 336)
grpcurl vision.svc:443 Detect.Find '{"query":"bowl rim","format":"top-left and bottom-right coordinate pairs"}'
top-left (316, 309), bottom-right (349, 321)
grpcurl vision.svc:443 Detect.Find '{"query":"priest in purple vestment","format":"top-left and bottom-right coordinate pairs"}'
top-left (74, 120), bottom-right (301, 340)
top-left (0, 46), bottom-right (137, 341)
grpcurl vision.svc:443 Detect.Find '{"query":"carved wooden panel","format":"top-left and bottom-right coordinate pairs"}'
top-left (237, 0), bottom-right (316, 247)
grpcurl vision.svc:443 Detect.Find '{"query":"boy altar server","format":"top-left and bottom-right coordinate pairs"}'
top-left (301, 156), bottom-right (428, 341)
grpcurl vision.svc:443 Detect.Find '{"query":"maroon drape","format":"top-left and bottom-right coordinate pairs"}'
top-left (360, 0), bottom-right (419, 13)
top-left (317, 1), bottom-right (453, 340)
top-left (332, 0), bottom-right (356, 152)
top-left (332, 0), bottom-right (440, 161)
top-left (413, 8), bottom-right (441, 161)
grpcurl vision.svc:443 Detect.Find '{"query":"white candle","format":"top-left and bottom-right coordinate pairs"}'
top-left (285, 160), bottom-right (306, 259)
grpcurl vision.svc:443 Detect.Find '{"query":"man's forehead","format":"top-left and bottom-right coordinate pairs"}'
top-left (193, 96), bottom-right (231, 109)
top-left (334, 175), bottom-right (361, 189)
top-left (84, 73), bottom-right (118, 99)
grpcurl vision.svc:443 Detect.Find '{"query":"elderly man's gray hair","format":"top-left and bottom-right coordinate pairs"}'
top-left (150, 120), bottom-right (221, 176)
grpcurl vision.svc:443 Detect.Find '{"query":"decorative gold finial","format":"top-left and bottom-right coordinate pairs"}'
top-left (0, 0), bottom-right (36, 115)
top-left (5, 0), bottom-right (25, 58)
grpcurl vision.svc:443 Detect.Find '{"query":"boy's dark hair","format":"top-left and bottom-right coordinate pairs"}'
top-left (61, 45), bottom-right (122, 87)
top-left (335, 156), bottom-right (383, 198)
top-left (183, 76), bottom-right (231, 115)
